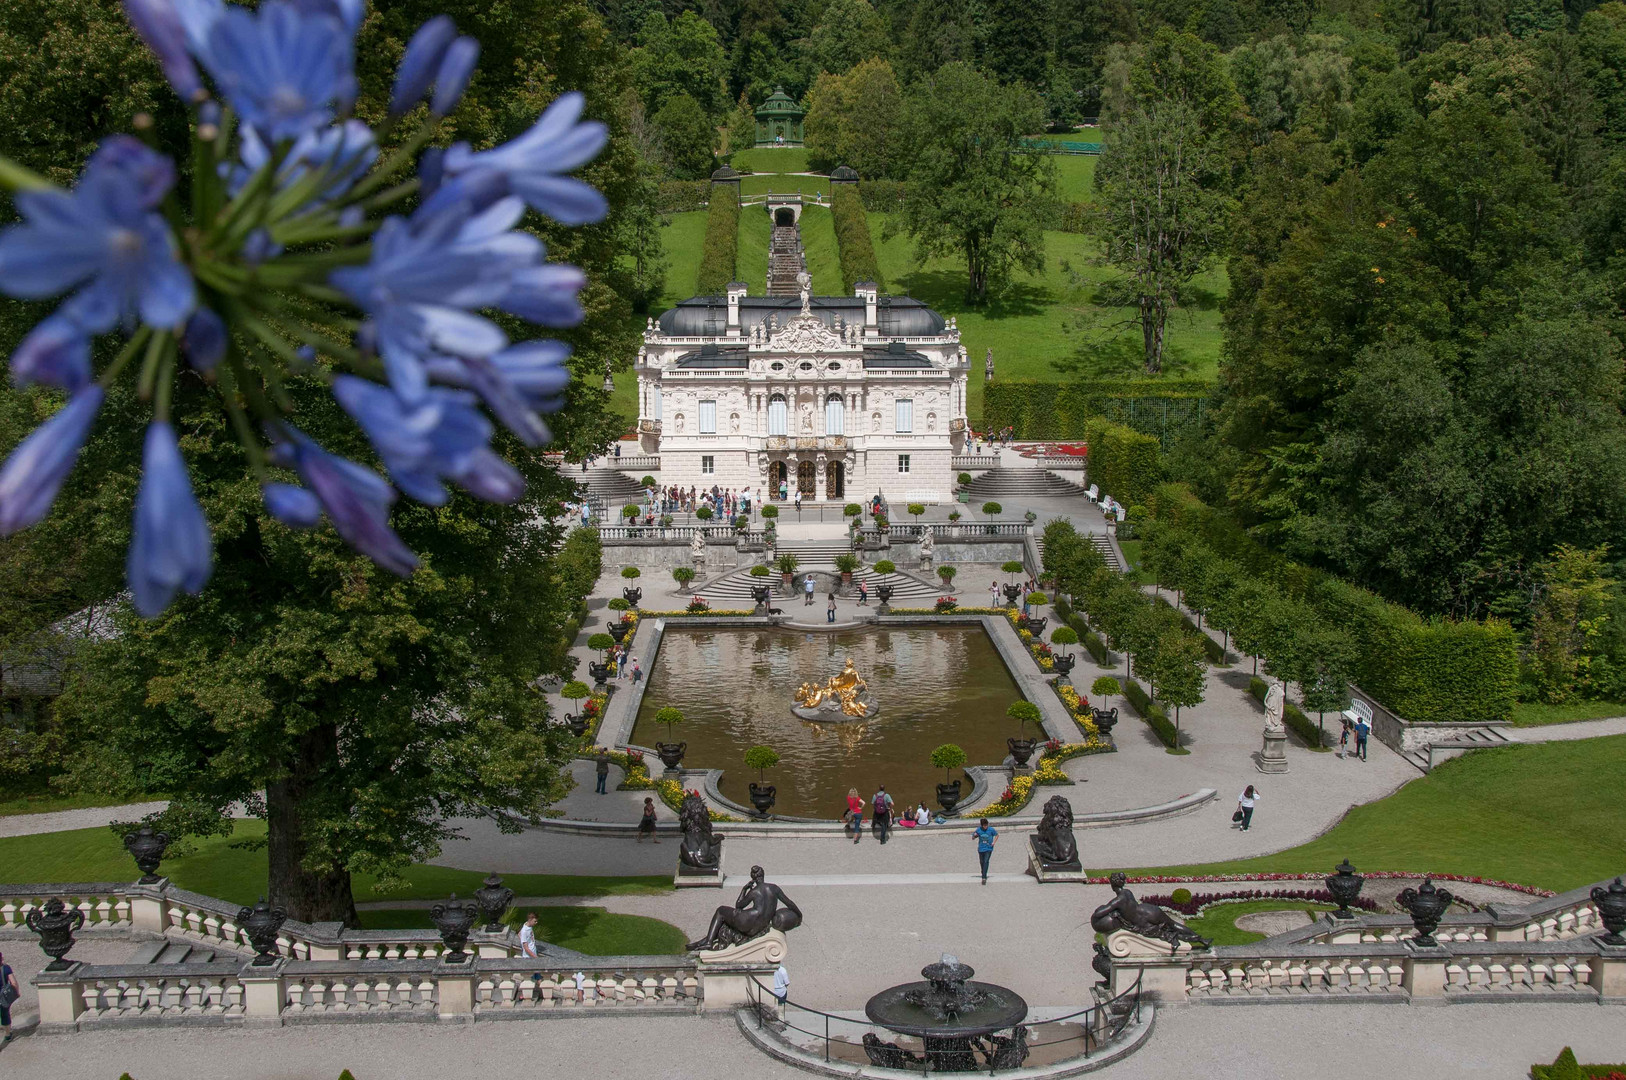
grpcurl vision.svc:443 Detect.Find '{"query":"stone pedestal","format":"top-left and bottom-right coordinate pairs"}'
top-left (436, 961), bottom-right (477, 1017)
top-left (694, 929), bottom-right (786, 1012)
top-left (33, 963), bottom-right (85, 1027)
top-left (1104, 931), bottom-right (1197, 1003)
top-left (240, 961), bottom-right (287, 1023)
top-left (675, 837), bottom-right (725, 888)
top-left (473, 929), bottom-right (515, 958)
top-left (1592, 941), bottom-right (1626, 999)
top-left (1258, 728), bottom-right (1289, 773)
top-left (127, 880), bottom-right (169, 933)
top-left (1027, 838), bottom-right (1087, 883)
top-left (1402, 942), bottom-right (1450, 998)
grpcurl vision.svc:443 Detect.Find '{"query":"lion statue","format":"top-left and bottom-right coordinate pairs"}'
top-left (678, 792), bottom-right (723, 871)
top-left (1031, 795), bottom-right (1079, 869)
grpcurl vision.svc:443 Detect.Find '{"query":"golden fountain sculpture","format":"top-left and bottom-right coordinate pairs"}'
top-left (793, 657), bottom-right (874, 719)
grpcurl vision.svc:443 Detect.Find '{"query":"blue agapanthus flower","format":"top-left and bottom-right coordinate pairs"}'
top-left (128, 422), bottom-right (213, 617)
top-left (0, 0), bottom-right (608, 615)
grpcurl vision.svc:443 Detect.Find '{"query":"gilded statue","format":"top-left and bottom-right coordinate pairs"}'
top-left (793, 658), bottom-right (872, 718)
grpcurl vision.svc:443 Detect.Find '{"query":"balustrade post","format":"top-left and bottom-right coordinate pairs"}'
top-left (1592, 941), bottom-right (1626, 998)
top-left (436, 961), bottom-right (477, 1019)
top-left (240, 960), bottom-right (287, 1024)
top-left (33, 964), bottom-right (85, 1028)
top-left (304, 921), bottom-right (346, 960)
top-left (126, 880), bottom-right (168, 934)
top-left (1401, 943), bottom-right (1450, 999)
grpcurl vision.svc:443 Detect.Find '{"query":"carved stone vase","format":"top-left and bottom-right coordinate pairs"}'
top-left (1592, 877), bottom-right (1626, 945)
top-left (747, 782), bottom-right (777, 817)
top-left (935, 780), bottom-right (962, 813)
top-left (26, 898), bottom-right (85, 971)
top-left (655, 741), bottom-right (687, 770)
top-left (123, 826), bottom-right (170, 884)
top-left (1396, 879), bottom-right (1454, 946)
top-left (236, 898), bottom-right (288, 965)
top-left (474, 872), bottom-right (516, 932)
top-left (430, 894), bottom-right (478, 963)
top-left (1007, 737), bottom-right (1039, 768)
top-left (1325, 860), bottom-right (1364, 920)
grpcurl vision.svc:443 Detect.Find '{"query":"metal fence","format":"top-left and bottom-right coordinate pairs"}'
top-left (744, 971), bottom-right (1143, 1075)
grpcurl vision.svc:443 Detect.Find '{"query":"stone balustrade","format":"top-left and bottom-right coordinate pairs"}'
top-left (0, 886), bottom-right (132, 930)
top-left (1106, 872), bottom-right (1626, 1006)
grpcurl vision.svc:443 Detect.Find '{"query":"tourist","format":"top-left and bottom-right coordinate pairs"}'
top-left (0, 949), bottom-right (15, 1045)
top-left (899, 808), bottom-right (917, 829)
top-left (1357, 716), bottom-right (1372, 761)
top-left (772, 960), bottom-right (790, 1021)
top-left (857, 580), bottom-right (869, 606)
top-left (794, 489), bottom-right (802, 512)
top-left (973, 817), bottom-right (998, 884)
top-left (989, 580), bottom-right (999, 606)
top-left (630, 658), bottom-right (642, 684)
top-left (916, 802), bottom-right (931, 826)
top-left (1338, 719), bottom-right (1351, 759)
top-left (595, 749), bottom-right (610, 795)
top-left (827, 593), bottom-right (837, 623)
top-left (845, 788), bottom-right (865, 843)
top-left (872, 785), bottom-right (893, 843)
top-left (804, 574), bottom-right (816, 606)
top-left (637, 797), bottom-right (659, 843)
top-left (780, 479), bottom-right (788, 500)
top-left (1235, 785), bottom-right (1260, 831)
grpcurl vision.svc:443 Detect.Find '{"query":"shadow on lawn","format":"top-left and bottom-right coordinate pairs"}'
top-left (1049, 333), bottom-right (1209, 380)
top-left (888, 269), bottom-right (1053, 319)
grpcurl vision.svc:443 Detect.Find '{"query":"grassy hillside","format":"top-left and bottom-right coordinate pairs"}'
top-left (736, 199), bottom-right (770, 293)
top-left (728, 147), bottom-right (810, 172)
top-left (798, 205), bottom-right (843, 295)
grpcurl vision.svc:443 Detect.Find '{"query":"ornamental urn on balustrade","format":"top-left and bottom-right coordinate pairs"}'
top-left (748, 782), bottom-right (777, 817)
top-left (236, 898), bottom-right (287, 965)
top-left (936, 780), bottom-right (962, 812)
top-left (1007, 737), bottom-right (1039, 768)
top-left (26, 897), bottom-right (86, 971)
top-left (1325, 860), bottom-right (1364, 919)
top-left (430, 894), bottom-right (478, 963)
top-left (474, 872), bottom-right (515, 932)
top-left (623, 586), bottom-right (642, 608)
top-left (123, 826), bottom-right (171, 884)
top-left (1396, 878), bottom-right (1454, 946)
top-left (655, 741), bottom-right (687, 770)
top-left (1592, 877), bottom-right (1626, 945)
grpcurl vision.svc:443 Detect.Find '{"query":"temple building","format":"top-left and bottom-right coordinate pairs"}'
top-left (635, 280), bottom-right (969, 502)
top-left (753, 87), bottom-right (805, 147)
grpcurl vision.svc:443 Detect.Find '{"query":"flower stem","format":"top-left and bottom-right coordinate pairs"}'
top-left (137, 331), bottom-right (173, 401)
top-left (154, 344), bottom-right (177, 422)
top-left (215, 359), bottom-right (270, 478)
top-left (0, 153), bottom-right (55, 192)
top-left (344, 119), bottom-right (437, 203)
top-left (99, 327), bottom-right (153, 388)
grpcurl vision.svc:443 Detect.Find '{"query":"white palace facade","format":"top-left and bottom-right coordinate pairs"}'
top-left (634, 282), bottom-right (970, 503)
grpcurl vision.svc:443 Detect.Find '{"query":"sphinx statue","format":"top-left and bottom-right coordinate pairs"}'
top-left (1090, 872), bottom-right (1211, 949)
top-left (678, 792), bottom-right (723, 873)
top-left (1030, 795), bottom-right (1080, 870)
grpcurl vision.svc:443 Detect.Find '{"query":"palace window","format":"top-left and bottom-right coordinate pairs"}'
top-left (895, 398), bottom-right (913, 433)
top-left (699, 399), bottom-right (717, 434)
top-left (702, 455), bottom-right (715, 475)
top-left (768, 394), bottom-right (788, 436)
top-left (898, 454), bottom-right (911, 473)
top-left (825, 393), bottom-right (845, 435)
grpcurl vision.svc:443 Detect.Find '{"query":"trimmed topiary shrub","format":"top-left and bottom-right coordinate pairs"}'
top-left (831, 184), bottom-right (885, 291)
top-left (696, 189), bottom-right (740, 295)
top-left (1083, 417), bottom-right (1162, 508)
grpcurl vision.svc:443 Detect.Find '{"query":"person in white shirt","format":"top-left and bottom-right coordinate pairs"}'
top-left (916, 803), bottom-right (930, 826)
top-left (772, 962), bottom-right (789, 1020)
top-left (1236, 785), bottom-right (1260, 831)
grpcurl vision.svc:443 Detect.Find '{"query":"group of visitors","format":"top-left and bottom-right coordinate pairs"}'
top-left (603, 641), bottom-right (641, 684)
top-left (1338, 713), bottom-right (1372, 760)
top-left (971, 427), bottom-right (1015, 454)
top-left (644, 484), bottom-right (754, 520)
top-left (843, 786), bottom-right (940, 844)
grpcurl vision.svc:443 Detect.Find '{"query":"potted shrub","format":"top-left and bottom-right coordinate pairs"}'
top-left (761, 504), bottom-right (779, 522)
top-left (930, 743), bottom-right (967, 811)
top-left (983, 502), bottom-right (1002, 534)
top-left (937, 565), bottom-right (957, 588)
top-left (874, 513), bottom-right (889, 533)
top-left (620, 566), bottom-right (642, 607)
top-left (948, 511), bottom-right (962, 525)
top-left (1006, 700), bottom-right (1043, 768)
top-left (653, 706), bottom-right (686, 770)
top-left (844, 503), bottom-right (863, 520)
top-left (560, 681), bottom-right (591, 737)
top-left (743, 745), bottom-right (780, 816)
top-left (587, 633), bottom-right (615, 684)
top-left (673, 566), bottom-right (697, 593)
top-left (660, 513), bottom-right (674, 529)
top-left (907, 503), bottom-right (926, 532)
top-left (873, 559), bottom-right (896, 608)
top-left (834, 552), bottom-right (860, 584)
top-left (639, 475), bottom-right (656, 488)
top-left (1024, 510), bottom-right (1037, 524)
top-left (749, 564), bottom-right (771, 578)
top-left (1000, 561), bottom-right (1025, 605)
top-left (696, 506), bottom-right (714, 522)
top-left (957, 472), bottom-right (972, 503)
top-left (776, 552), bottom-right (799, 588)
top-left (1050, 626), bottom-right (1078, 678)
top-left (1090, 676), bottom-right (1121, 736)
top-left (621, 504), bottom-right (640, 523)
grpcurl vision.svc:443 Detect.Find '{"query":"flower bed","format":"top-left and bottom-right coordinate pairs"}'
top-left (1532, 1049), bottom-right (1626, 1079)
top-left (1138, 887), bottom-right (1381, 916)
top-left (573, 691), bottom-right (610, 744)
top-left (599, 749), bottom-right (653, 791)
top-left (969, 773), bottom-right (1035, 817)
top-left (1054, 684), bottom-right (1101, 737)
top-left (1033, 738), bottom-right (1113, 783)
top-left (885, 606), bottom-right (1011, 616)
top-left (655, 778), bottom-right (740, 822)
top-left (1091, 872), bottom-right (1553, 897)
top-left (638, 609), bottom-right (759, 617)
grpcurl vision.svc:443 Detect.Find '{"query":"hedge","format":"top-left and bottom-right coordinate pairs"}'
top-left (858, 179), bottom-right (906, 212)
top-left (1150, 482), bottom-right (1520, 725)
top-left (1249, 677), bottom-right (1329, 749)
top-left (1158, 597), bottom-right (1225, 664)
top-left (831, 185), bottom-right (884, 292)
top-left (656, 179), bottom-right (708, 213)
top-left (1530, 1047), bottom-right (1626, 1078)
top-left (1123, 677), bottom-right (1179, 749)
top-left (1084, 418), bottom-right (1162, 508)
top-left (984, 380), bottom-right (1213, 443)
top-left (696, 190), bottom-right (740, 296)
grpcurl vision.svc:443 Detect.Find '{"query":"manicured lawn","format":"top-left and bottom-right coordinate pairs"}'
top-left (728, 147), bottom-right (811, 173)
top-left (1509, 699), bottom-right (1625, 727)
top-left (737, 200), bottom-right (770, 294)
top-left (1053, 155), bottom-right (1097, 203)
top-left (798, 205), bottom-right (843, 295)
top-left (1103, 736), bottom-right (1626, 892)
top-left (1182, 899), bottom-right (1338, 947)
top-left (740, 173), bottom-right (830, 198)
top-left (0, 792), bottom-right (162, 818)
top-left (869, 212), bottom-right (1225, 425)
top-left (609, 209), bottom-right (708, 422)
top-left (357, 906), bottom-right (688, 955)
top-left (0, 820), bottom-right (672, 906)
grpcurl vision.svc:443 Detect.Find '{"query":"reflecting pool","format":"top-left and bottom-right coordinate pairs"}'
top-left (631, 627), bottom-right (1022, 818)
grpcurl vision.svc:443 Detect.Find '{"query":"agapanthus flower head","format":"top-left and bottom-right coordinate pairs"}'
top-left (10, 316), bottom-right (92, 392)
top-left (269, 428), bottom-right (419, 576)
top-left (261, 481), bottom-right (321, 527)
top-left (391, 16), bottom-right (457, 117)
top-left (229, 120), bottom-right (377, 211)
top-left (122, 0), bottom-right (205, 100)
top-left (429, 37), bottom-right (479, 117)
top-left (128, 422), bottom-right (212, 617)
top-left (0, 387), bottom-right (104, 535)
top-left (0, 137), bottom-right (194, 348)
top-left (443, 92), bottom-right (608, 225)
top-left (182, 308), bottom-right (227, 372)
top-left (205, 1), bottom-right (357, 142)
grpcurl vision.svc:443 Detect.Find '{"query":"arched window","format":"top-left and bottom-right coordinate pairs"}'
top-left (825, 393), bottom-right (844, 436)
top-left (768, 394), bottom-right (787, 436)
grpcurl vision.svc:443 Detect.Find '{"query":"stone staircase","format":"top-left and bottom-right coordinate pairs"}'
top-left (767, 540), bottom-right (851, 566)
top-left (963, 467), bottom-right (1088, 500)
top-left (700, 562), bottom-right (942, 604)
top-left (1033, 529), bottom-right (1124, 574)
top-left (767, 224), bottom-right (805, 297)
top-left (1401, 725), bottom-right (1513, 773)
top-left (130, 940), bottom-right (228, 965)
top-left (576, 467), bottom-right (645, 505)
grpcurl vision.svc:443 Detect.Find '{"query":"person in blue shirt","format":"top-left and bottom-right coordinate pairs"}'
top-left (973, 817), bottom-right (998, 884)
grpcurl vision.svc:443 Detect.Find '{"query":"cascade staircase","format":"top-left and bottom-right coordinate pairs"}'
top-left (963, 467), bottom-right (1088, 500)
top-left (767, 223), bottom-right (806, 297)
top-left (575, 467), bottom-right (645, 505)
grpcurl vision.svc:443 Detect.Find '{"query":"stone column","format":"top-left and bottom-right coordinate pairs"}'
top-left (1592, 941), bottom-right (1626, 998)
top-left (126, 880), bottom-right (169, 934)
top-left (437, 961), bottom-right (477, 1018)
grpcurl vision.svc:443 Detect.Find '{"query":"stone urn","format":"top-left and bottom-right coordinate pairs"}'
top-left (474, 872), bottom-right (515, 932)
top-left (655, 741), bottom-right (687, 770)
top-left (26, 897), bottom-right (86, 971)
top-left (1002, 584), bottom-right (1023, 605)
top-left (235, 898), bottom-right (288, 965)
top-left (875, 584), bottom-right (893, 606)
top-left (1007, 737), bottom-right (1040, 768)
top-left (1396, 878), bottom-right (1454, 946)
top-left (935, 780), bottom-right (962, 813)
top-left (124, 826), bottom-right (170, 884)
top-left (747, 782), bottom-right (777, 817)
top-left (1325, 860), bottom-right (1364, 920)
top-left (1091, 706), bottom-right (1119, 737)
top-left (567, 715), bottom-right (590, 738)
top-left (1052, 653), bottom-right (1076, 679)
top-left (1592, 877), bottom-right (1626, 945)
top-left (750, 584), bottom-right (771, 612)
top-left (622, 586), bottom-right (642, 608)
top-left (608, 621), bottom-right (630, 643)
top-left (430, 894), bottom-right (478, 963)
top-left (588, 661), bottom-right (612, 686)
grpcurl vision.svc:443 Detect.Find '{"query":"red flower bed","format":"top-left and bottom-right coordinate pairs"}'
top-left (1140, 888), bottom-right (1381, 916)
